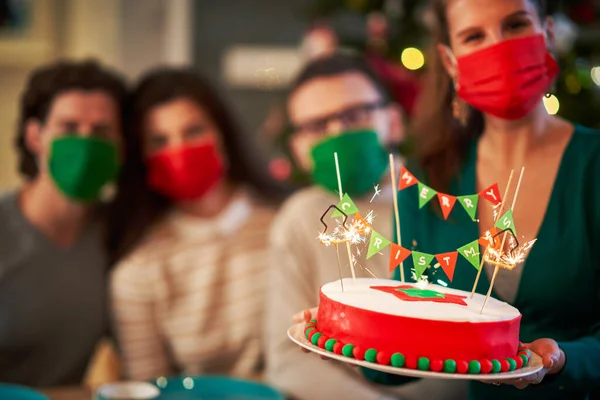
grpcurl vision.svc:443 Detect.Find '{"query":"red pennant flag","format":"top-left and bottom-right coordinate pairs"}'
top-left (479, 183), bottom-right (502, 205)
top-left (437, 193), bottom-right (457, 220)
top-left (398, 167), bottom-right (418, 190)
top-left (389, 243), bottom-right (411, 272)
top-left (436, 252), bottom-right (458, 282)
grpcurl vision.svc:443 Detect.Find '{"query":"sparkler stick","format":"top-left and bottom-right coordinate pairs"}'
top-left (470, 169), bottom-right (514, 298)
top-left (481, 167), bottom-right (525, 313)
top-left (320, 205), bottom-right (349, 291)
top-left (335, 244), bottom-right (344, 292)
top-left (389, 154), bottom-right (405, 282)
top-left (334, 153), bottom-right (356, 282)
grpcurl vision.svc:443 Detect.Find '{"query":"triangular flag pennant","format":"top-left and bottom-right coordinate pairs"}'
top-left (411, 252), bottom-right (435, 280)
top-left (495, 209), bottom-right (517, 237)
top-left (457, 240), bottom-right (481, 270)
top-left (458, 194), bottom-right (479, 220)
top-left (437, 193), bottom-right (457, 220)
top-left (389, 243), bottom-right (411, 272)
top-left (479, 183), bottom-right (502, 206)
top-left (398, 166), bottom-right (418, 190)
top-left (367, 230), bottom-right (391, 259)
top-left (479, 227), bottom-right (500, 249)
top-left (332, 193), bottom-right (359, 217)
top-left (417, 183), bottom-right (437, 209)
top-left (435, 252), bottom-right (458, 282)
top-left (352, 213), bottom-right (371, 232)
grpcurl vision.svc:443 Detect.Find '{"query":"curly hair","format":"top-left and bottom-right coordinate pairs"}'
top-left (15, 59), bottom-right (127, 179)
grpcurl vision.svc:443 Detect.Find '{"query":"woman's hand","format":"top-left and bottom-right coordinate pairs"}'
top-left (490, 338), bottom-right (565, 389)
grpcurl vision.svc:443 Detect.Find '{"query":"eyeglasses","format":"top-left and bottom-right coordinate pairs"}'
top-left (292, 100), bottom-right (387, 137)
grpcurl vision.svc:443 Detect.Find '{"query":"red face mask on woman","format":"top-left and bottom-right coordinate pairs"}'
top-left (454, 34), bottom-right (559, 121)
top-left (146, 141), bottom-right (224, 201)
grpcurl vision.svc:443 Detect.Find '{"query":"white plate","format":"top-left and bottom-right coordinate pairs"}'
top-left (287, 323), bottom-right (543, 381)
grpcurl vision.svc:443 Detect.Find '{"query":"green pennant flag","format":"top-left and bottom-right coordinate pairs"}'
top-left (332, 193), bottom-right (359, 217)
top-left (495, 209), bottom-right (517, 237)
top-left (457, 240), bottom-right (481, 270)
top-left (411, 251), bottom-right (435, 280)
top-left (417, 182), bottom-right (437, 209)
top-left (367, 230), bottom-right (391, 259)
top-left (457, 194), bottom-right (479, 220)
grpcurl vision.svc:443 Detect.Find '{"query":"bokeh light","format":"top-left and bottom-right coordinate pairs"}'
top-left (543, 94), bottom-right (560, 115)
top-left (401, 47), bottom-right (425, 70)
top-left (591, 66), bottom-right (600, 87)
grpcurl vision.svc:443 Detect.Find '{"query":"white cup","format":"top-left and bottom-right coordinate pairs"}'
top-left (95, 382), bottom-right (160, 400)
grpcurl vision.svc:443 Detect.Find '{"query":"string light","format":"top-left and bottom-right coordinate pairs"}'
top-left (401, 47), bottom-right (425, 70)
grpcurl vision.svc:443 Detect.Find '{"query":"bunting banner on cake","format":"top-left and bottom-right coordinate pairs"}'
top-left (479, 183), bottom-right (502, 206)
top-left (367, 230), bottom-right (391, 259)
top-left (457, 240), bottom-right (481, 270)
top-left (411, 251), bottom-right (435, 280)
top-left (435, 252), bottom-right (459, 282)
top-left (398, 166), bottom-right (418, 190)
top-left (495, 209), bottom-right (517, 236)
top-left (324, 193), bottom-right (505, 279)
top-left (417, 182), bottom-right (437, 209)
top-left (332, 193), bottom-right (359, 217)
top-left (437, 193), bottom-right (457, 220)
top-left (389, 243), bottom-right (411, 272)
top-left (457, 194), bottom-right (479, 220)
top-left (397, 167), bottom-right (501, 220)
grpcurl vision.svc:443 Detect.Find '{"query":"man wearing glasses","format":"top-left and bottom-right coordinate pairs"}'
top-left (264, 53), bottom-right (464, 399)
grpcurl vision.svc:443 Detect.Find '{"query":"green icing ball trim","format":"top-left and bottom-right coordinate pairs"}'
top-left (310, 332), bottom-right (322, 346)
top-left (468, 360), bottom-right (481, 374)
top-left (342, 344), bottom-right (355, 358)
top-left (507, 358), bottom-right (517, 371)
top-left (519, 354), bottom-right (529, 366)
top-left (365, 348), bottom-right (378, 363)
top-left (305, 327), bottom-right (315, 339)
top-left (391, 353), bottom-right (405, 368)
top-left (491, 360), bottom-right (502, 373)
top-left (309, 319), bottom-right (317, 324)
top-left (443, 359), bottom-right (457, 373)
top-left (325, 339), bottom-right (336, 352)
top-left (417, 357), bottom-right (430, 371)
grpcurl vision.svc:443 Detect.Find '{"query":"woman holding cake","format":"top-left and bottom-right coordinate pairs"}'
top-left (107, 69), bottom-right (285, 380)
top-left (364, 0), bottom-right (600, 399)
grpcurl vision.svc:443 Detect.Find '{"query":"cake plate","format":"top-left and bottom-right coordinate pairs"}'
top-left (288, 322), bottom-right (543, 381)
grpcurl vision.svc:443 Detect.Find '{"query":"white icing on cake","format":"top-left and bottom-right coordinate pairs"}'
top-left (322, 278), bottom-right (520, 322)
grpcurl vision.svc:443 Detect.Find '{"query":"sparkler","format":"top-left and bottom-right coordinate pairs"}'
top-left (471, 170), bottom-right (515, 298)
top-left (481, 167), bottom-right (529, 314)
top-left (370, 184), bottom-right (382, 203)
top-left (335, 153), bottom-right (357, 282)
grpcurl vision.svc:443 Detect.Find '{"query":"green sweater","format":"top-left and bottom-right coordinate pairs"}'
top-left (363, 125), bottom-right (600, 400)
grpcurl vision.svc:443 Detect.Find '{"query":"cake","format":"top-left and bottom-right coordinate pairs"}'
top-left (304, 278), bottom-right (532, 374)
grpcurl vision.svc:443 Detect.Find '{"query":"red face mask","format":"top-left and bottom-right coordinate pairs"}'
top-left (146, 141), bottom-right (224, 201)
top-left (455, 35), bottom-right (559, 120)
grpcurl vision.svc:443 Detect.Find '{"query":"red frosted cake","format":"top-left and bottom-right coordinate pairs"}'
top-left (304, 278), bottom-right (532, 374)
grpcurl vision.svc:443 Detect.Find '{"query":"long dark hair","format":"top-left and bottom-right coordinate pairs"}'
top-left (412, 0), bottom-right (548, 192)
top-left (106, 68), bottom-right (287, 264)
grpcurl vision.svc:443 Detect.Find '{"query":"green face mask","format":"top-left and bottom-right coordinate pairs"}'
top-left (48, 136), bottom-right (120, 202)
top-left (310, 130), bottom-right (388, 197)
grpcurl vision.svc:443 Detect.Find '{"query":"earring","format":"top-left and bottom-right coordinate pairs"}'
top-left (452, 81), bottom-right (469, 126)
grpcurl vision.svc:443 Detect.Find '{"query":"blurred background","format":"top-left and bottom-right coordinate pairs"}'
top-left (0, 0), bottom-right (599, 190)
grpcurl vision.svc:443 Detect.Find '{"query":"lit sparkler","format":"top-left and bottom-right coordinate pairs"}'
top-left (370, 184), bottom-right (382, 203)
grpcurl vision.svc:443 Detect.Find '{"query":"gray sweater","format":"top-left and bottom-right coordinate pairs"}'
top-left (0, 191), bottom-right (108, 387)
